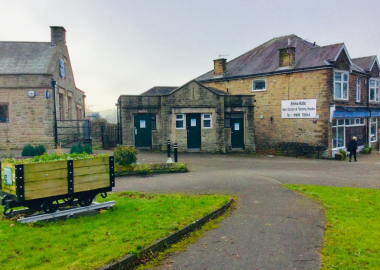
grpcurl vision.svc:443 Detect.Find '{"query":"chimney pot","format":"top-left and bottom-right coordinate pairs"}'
top-left (213, 58), bottom-right (227, 77)
top-left (50, 26), bottom-right (66, 45)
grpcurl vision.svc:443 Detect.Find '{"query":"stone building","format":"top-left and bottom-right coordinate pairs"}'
top-left (0, 26), bottom-right (86, 149)
top-left (196, 35), bottom-right (380, 157)
top-left (118, 80), bottom-right (255, 152)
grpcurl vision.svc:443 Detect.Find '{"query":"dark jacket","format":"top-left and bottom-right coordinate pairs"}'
top-left (347, 139), bottom-right (358, 152)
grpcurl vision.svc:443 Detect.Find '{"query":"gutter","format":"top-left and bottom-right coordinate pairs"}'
top-left (197, 65), bottom-right (334, 83)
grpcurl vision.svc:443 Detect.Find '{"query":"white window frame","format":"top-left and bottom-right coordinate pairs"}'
top-left (356, 77), bottom-right (361, 102)
top-left (333, 71), bottom-right (349, 100)
top-left (369, 79), bottom-right (380, 102)
top-left (202, 114), bottom-right (212, 129)
top-left (370, 117), bottom-right (378, 142)
top-left (332, 119), bottom-right (346, 150)
top-left (175, 114), bottom-right (185, 129)
top-left (332, 117), bottom-right (366, 150)
top-left (251, 79), bottom-right (266, 92)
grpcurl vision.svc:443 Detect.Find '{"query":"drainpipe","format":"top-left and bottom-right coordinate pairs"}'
top-left (118, 99), bottom-right (122, 145)
top-left (51, 78), bottom-right (58, 148)
top-left (367, 75), bottom-right (372, 145)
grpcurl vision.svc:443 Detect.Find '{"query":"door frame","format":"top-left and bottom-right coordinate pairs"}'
top-left (186, 113), bottom-right (201, 150)
top-left (134, 114), bottom-right (152, 148)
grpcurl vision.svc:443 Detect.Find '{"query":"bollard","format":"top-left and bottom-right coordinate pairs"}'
top-left (174, 143), bottom-right (178, 162)
top-left (167, 140), bottom-right (171, 157)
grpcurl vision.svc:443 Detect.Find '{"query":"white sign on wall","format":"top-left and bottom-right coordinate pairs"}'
top-left (281, 99), bottom-right (317, 119)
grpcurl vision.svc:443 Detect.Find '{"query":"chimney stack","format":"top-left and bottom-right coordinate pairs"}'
top-left (278, 47), bottom-right (296, 68)
top-left (213, 58), bottom-right (227, 77)
top-left (50, 26), bottom-right (66, 45)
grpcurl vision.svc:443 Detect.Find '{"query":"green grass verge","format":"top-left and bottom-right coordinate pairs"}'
top-left (0, 192), bottom-right (229, 270)
top-left (284, 184), bottom-right (380, 269)
top-left (115, 163), bottom-right (189, 176)
top-left (137, 202), bottom-right (235, 269)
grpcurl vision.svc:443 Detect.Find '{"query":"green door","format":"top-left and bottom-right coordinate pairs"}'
top-left (231, 115), bottom-right (244, 149)
top-left (186, 113), bottom-right (201, 149)
top-left (134, 115), bottom-right (152, 148)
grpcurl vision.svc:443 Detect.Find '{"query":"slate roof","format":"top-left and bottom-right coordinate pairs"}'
top-left (352, 56), bottom-right (377, 71)
top-left (205, 86), bottom-right (230, 95)
top-left (196, 35), bottom-right (349, 81)
top-left (140, 86), bottom-right (178, 96)
top-left (0, 42), bottom-right (54, 74)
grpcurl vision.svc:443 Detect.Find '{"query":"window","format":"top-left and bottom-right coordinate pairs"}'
top-left (356, 78), bottom-right (361, 102)
top-left (370, 117), bottom-right (378, 142)
top-left (369, 79), bottom-right (380, 102)
top-left (67, 96), bottom-right (73, 120)
top-left (252, 79), bottom-right (266, 92)
top-left (332, 119), bottom-right (345, 148)
top-left (334, 71), bottom-right (349, 100)
top-left (202, 114), bottom-right (212, 128)
top-left (224, 114), bottom-right (231, 128)
top-left (332, 117), bottom-right (366, 149)
top-left (77, 108), bottom-right (82, 120)
top-left (151, 115), bottom-right (156, 130)
top-left (175, 114), bottom-right (184, 129)
top-left (0, 103), bottom-right (9, 123)
top-left (59, 93), bottom-right (64, 120)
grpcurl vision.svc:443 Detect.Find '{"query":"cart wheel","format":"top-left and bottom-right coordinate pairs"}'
top-left (100, 192), bottom-right (107, 198)
top-left (63, 197), bottom-right (74, 206)
top-left (78, 194), bottom-right (93, 207)
top-left (42, 199), bottom-right (59, 213)
top-left (3, 207), bottom-right (13, 217)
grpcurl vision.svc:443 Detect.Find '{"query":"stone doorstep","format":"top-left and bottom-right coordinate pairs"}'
top-left (97, 199), bottom-right (233, 270)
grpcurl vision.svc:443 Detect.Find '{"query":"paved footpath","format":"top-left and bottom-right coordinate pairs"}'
top-left (114, 152), bottom-right (380, 270)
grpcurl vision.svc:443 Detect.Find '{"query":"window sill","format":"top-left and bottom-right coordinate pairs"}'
top-left (251, 89), bottom-right (266, 92)
top-left (334, 99), bottom-right (349, 102)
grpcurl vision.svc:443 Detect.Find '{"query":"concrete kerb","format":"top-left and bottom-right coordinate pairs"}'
top-left (97, 199), bottom-right (234, 270)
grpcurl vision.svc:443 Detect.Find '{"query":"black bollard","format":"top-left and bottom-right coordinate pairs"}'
top-left (167, 140), bottom-right (171, 157)
top-left (174, 143), bottom-right (178, 162)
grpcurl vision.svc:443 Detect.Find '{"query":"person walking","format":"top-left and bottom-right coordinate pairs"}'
top-left (347, 136), bottom-right (358, 162)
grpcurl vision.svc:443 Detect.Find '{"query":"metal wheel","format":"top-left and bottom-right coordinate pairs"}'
top-left (3, 207), bottom-right (13, 217)
top-left (78, 194), bottom-right (93, 207)
top-left (42, 199), bottom-right (59, 213)
top-left (63, 197), bottom-right (74, 206)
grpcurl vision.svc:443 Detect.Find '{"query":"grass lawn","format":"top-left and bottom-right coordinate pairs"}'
top-left (285, 184), bottom-right (380, 269)
top-left (0, 192), bottom-right (230, 270)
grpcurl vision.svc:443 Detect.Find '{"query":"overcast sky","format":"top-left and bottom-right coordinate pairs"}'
top-left (2, 0), bottom-right (380, 111)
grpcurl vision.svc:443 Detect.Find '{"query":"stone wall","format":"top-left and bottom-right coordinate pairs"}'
top-left (0, 87), bottom-right (55, 149)
top-left (203, 69), bottom-right (332, 155)
top-left (119, 81), bottom-right (256, 153)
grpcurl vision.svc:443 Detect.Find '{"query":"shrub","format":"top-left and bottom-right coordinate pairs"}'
top-left (84, 144), bottom-right (93, 154)
top-left (70, 143), bottom-right (93, 154)
top-left (21, 144), bottom-right (35, 156)
top-left (21, 144), bottom-right (46, 157)
top-left (362, 148), bottom-right (369, 154)
top-left (34, 145), bottom-right (46, 156)
top-left (114, 145), bottom-right (138, 166)
top-left (339, 149), bottom-right (347, 160)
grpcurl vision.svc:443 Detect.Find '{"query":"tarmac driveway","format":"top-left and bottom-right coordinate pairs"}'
top-left (114, 152), bottom-right (380, 270)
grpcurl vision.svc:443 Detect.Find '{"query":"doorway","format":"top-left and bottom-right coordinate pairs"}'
top-left (134, 115), bottom-right (152, 148)
top-left (186, 113), bottom-right (201, 149)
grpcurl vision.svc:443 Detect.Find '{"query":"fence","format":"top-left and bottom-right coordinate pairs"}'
top-left (57, 120), bottom-right (91, 148)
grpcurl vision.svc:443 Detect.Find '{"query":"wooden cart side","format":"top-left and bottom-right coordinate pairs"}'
top-left (73, 157), bottom-right (110, 193)
top-left (1, 162), bottom-right (16, 196)
top-left (23, 160), bottom-right (68, 201)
